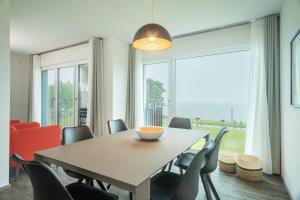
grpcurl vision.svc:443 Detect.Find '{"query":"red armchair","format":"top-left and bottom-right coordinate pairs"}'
top-left (10, 125), bottom-right (61, 179)
top-left (10, 120), bottom-right (20, 125)
top-left (12, 122), bottom-right (40, 129)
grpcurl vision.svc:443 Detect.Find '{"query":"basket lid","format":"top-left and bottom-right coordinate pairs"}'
top-left (219, 151), bottom-right (238, 164)
top-left (236, 154), bottom-right (262, 170)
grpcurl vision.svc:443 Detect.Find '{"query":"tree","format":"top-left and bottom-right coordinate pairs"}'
top-left (146, 78), bottom-right (166, 108)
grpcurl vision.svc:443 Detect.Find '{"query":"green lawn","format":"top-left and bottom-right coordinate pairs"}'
top-left (191, 126), bottom-right (246, 154)
top-left (162, 117), bottom-right (246, 154)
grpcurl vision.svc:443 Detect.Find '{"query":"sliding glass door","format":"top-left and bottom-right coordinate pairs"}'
top-left (41, 70), bottom-right (56, 126)
top-left (58, 67), bottom-right (75, 127)
top-left (143, 62), bottom-right (169, 126)
top-left (41, 62), bottom-right (88, 127)
top-left (77, 63), bottom-right (89, 126)
top-left (142, 51), bottom-right (251, 153)
top-left (175, 51), bottom-right (250, 153)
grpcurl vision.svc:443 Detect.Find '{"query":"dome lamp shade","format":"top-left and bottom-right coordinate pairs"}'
top-left (132, 23), bottom-right (172, 51)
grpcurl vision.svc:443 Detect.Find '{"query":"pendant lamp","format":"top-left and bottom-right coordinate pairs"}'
top-left (132, 0), bottom-right (172, 51)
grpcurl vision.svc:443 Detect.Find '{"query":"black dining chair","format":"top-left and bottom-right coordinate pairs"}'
top-left (62, 126), bottom-right (106, 191)
top-left (174, 127), bottom-right (229, 200)
top-left (168, 117), bottom-right (192, 130)
top-left (151, 147), bottom-right (209, 200)
top-left (11, 154), bottom-right (118, 200)
top-left (107, 119), bottom-right (129, 134)
top-left (107, 119), bottom-right (132, 200)
top-left (163, 117), bottom-right (192, 172)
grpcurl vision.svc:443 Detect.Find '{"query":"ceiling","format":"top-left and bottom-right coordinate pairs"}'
top-left (11, 0), bottom-right (283, 54)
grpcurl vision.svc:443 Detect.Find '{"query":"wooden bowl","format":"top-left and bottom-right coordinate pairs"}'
top-left (136, 127), bottom-right (164, 140)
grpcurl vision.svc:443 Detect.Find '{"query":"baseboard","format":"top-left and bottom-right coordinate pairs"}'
top-left (281, 175), bottom-right (294, 200)
top-left (0, 184), bottom-right (11, 192)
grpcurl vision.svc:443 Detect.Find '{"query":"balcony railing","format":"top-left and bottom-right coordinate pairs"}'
top-left (144, 106), bottom-right (163, 126)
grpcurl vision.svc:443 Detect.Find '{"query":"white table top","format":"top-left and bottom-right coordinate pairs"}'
top-left (35, 128), bottom-right (208, 191)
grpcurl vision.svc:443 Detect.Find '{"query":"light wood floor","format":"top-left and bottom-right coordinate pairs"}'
top-left (0, 166), bottom-right (290, 200)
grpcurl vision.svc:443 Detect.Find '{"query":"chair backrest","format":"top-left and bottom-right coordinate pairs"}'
top-left (201, 127), bottom-right (229, 174)
top-left (12, 154), bottom-right (74, 200)
top-left (62, 126), bottom-right (94, 145)
top-left (107, 119), bottom-right (128, 134)
top-left (169, 117), bottom-right (192, 129)
top-left (172, 147), bottom-right (209, 200)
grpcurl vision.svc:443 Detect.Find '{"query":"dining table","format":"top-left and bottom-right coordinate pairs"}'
top-left (34, 127), bottom-right (209, 200)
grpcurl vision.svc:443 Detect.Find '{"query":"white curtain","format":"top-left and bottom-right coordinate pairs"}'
top-left (126, 45), bottom-right (136, 128)
top-left (86, 38), bottom-right (105, 136)
top-left (246, 19), bottom-right (272, 174)
top-left (134, 50), bottom-right (144, 128)
top-left (126, 46), bottom-right (144, 128)
top-left (30, 55), bottom-right (41, 123)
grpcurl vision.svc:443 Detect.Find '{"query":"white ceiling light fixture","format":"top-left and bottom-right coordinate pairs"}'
top-left (132, 0), bottom-right (172, 51)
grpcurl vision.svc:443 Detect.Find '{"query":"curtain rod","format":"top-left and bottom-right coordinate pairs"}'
top-left (35, 37), bottom-right (102, 55)
top-left (172, 13), bottom-right (279, 39)
top-left (36, 40), bottom-right (88, 55)
top-left (36, 13), bottom-right (279, 54)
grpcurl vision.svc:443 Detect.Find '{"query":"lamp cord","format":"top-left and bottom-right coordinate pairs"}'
top-left (152, 0), bottom-right (154, 22)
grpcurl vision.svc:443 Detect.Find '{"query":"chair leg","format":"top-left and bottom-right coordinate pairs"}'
top-left (96, 180), bottom-right (108, 191)
top-left (15, 167), bottom-right (20, 182)
top-left (206, 174), bottom-right (220, 200)
top-left (167, 160), bottom-right (173, 172)
top-left (129, 192), bottom-right (133, 200)
top-left (200, 174), bottom-right (212, 200)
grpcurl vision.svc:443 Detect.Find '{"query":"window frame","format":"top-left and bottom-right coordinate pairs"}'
top-left (40, 59), bottom-right (89, 126)
top-left (142, 48), bottom-right (251, 124)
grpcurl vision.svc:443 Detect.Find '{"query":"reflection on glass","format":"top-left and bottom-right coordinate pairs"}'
top-left (41, 70), bottom-right (56, 126)
top-left (78, 64), bottom-right (88, 125)
top-left (143, 62), bottom-right (169, 126)
top-left (58, 67), bottom-right (74, 127)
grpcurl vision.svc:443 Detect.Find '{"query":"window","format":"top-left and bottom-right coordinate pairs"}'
top-left (41, 62), bottom-right (89, 127)
top-left (176, 51), bottom-right (250, 153)
top-left (58, 66), bottom-right (74, 127)
top-left (77, 64), bottom-right (89, 126)
top-left (142, 50), bottom-right (251, 153)
top-left (41, 69), bottom-right (56, 125)
top-left (143, 62), bottom-right (169, 126)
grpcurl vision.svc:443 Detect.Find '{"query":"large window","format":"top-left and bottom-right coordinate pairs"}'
top-left (143, 50), bottom-right (250, 153)
top-left (58, 67), bottom-right (74, 127)
top-left (41, 69), bottom-right (56, 125)
top-left (41, 62), bottom-right (89, 127)
top-left (176, 51), bottom-right (250, 153)
top-left (143, 62), bottom-right (169, 126)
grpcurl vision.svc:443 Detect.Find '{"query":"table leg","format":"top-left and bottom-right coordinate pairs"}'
top-left (134, 179), bottom-right (150, 200)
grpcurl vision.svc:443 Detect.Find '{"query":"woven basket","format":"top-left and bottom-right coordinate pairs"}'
top-left (218, 151), bottom-right (238, 173)
top-left (219, 161), bottom-right (236, 173)
top-left (236, 154), bottom-right (262, 182)
top-left (236, 165), bottom-right (262, 182)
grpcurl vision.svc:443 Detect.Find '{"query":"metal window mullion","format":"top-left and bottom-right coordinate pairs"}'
top-left (55, 68), bottom-right (59, 125)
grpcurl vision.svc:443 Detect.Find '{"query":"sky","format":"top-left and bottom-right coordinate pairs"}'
top-left (145, 50), bottom-right (250, 104)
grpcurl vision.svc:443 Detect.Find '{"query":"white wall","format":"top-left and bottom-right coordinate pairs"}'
top-left (142, 23), bottom-right (251, 62)
top-left (280, 0), bottom-right (300, 199)
top-left (10, 53), bottom-right (31, 122)
top-left (103, 37), bottom-right (129, 133)
top-left (0, 0), bottom-right (10, 189)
